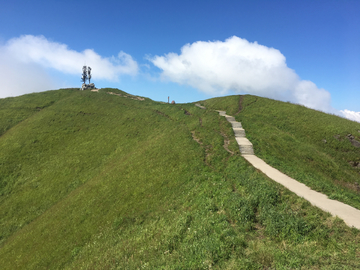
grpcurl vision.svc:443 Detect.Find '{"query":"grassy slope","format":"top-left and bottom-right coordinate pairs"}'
top-left (0, 89), bottom-right (359, 269)
top-left (205, 95), bottom-right (360, 210)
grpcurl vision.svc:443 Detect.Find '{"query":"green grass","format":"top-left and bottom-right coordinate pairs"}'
top-left (204, 95), bottom-right (360, 210)
top-left (0, 89), bottom-right (359, 269)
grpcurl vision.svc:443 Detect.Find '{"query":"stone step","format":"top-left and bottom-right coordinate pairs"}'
top-left (225, 116), bottom-right (236, 122)
top-left (236, 137), bottom-right (254, 155)
top-left (195, 103), bottom-right (206, 109)
top-left (217, 110), bottom-right (254, 155)
top-left (235, 137), bottom-right (253, 146)
top-left (239, 145), bottom-right (254, 155)
top-left (233, 128), bottom-right (245, 137)
top-left (217, 110), bottom-right (227, 116)
top-left (229, 121), bottom-right (242, 128)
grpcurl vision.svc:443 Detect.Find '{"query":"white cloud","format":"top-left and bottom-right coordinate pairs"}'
top-left (292, 80), bottom-right (333, 113)
top-left (0, 49), bottom-right (55, 98)
top-left (340, 110), bottom-right (360, 123)
top-left (1, 35), bottom-right (359, 123)
top-left (0, 35), bottom-right (138, 98)
top-left (149, 36), bottom-right (336, 114)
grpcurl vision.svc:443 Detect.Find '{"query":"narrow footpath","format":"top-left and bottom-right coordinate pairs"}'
top-left (213, 108), bottom-right (360, 230)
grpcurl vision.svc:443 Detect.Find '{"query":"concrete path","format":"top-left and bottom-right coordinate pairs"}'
top-left (217, 111), bottom-right (254, 155)
top-left (195, 103), bottom-right (206, 109)
top-left (216, 110), bottom-right (360, 230)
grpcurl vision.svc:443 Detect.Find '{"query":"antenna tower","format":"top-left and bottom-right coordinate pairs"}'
top-left (80, 65), bottom-right (95, 90)
top-left (81, 66), bottom-right (88, 84)
top-left (88, 67), bottom-right (92, 84)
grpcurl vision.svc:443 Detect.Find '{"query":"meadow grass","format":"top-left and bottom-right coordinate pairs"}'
top-left (206, 95), bottom-right (360, 210)
top-left (0, 89), bottom-right (359, 269)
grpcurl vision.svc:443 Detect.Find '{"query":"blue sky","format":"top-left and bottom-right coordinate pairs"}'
top-left (1, 0), bottom-right (359, 121)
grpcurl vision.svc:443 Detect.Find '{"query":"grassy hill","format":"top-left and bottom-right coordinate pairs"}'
top-left (204, 95), bottom-right (360, 209)
top-left (0, 88), bottom-right (359, 269)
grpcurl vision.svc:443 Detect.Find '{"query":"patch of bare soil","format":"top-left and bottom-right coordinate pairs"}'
top-left (220, 131), bottom-right (234, 155)
top-left (236, 95), bottom-right (258, 115)
top-left (236, 95), bottom-right (243, 115)
top-left (334, 179), bottom-right (360, 193)
top-left (108, 92), bottom-right (122, 96)
top-left (191, 131), bottom-right (214, 167)
top-left (349, 161), bottom-right (360, 169)
top-left (324, 216), bottom-right (338, 229)
top-left (91, 89), bottom-right (99, 92)
top-left (182, 109), bottom-right (191, 115)
top-left (155, 110), bottom-right (172, 120)
top-left (107, 92), bottom-right (145, 101)
top-left (254, 223), bottom-right (266, 240)
top-left (191, 131), bottom-right (202, 145)
top-left (194, 103), bottom-right (206, 109)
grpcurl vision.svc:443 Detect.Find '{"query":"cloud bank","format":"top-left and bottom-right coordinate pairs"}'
top-left (340, 110), bottom-right (360, 123)
top-left (0, 35), bottom-right (138, 98)
top-left (149, 36), bottom-right (360, 121)
top-left (1, 35), bottom-right (359, 123)
top-left (0, 50), bottom-right (56, 98)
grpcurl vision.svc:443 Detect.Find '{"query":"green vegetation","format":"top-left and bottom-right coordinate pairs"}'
top-left (0, 89), bottom-right (359, 269)
top-left (205, 94), bottom-right (360, 210)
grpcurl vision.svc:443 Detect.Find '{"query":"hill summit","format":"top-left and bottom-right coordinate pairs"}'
top-left (0, 88), bottom-right (359, 269)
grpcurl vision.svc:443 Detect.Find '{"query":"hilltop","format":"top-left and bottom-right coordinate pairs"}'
top-left (0, 88), bottom-right (359, 269)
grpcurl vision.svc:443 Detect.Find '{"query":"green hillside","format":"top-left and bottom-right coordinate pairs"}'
top-left (204, 95), bottom-right (360, 209)
top-left (0, 89), bottom-right (359, 269)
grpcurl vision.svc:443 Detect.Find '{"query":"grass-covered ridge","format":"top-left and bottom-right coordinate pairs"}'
top-left (0, 89), bottom-right (359, 269)
top-left (204, 94), bottom-right (360, 210)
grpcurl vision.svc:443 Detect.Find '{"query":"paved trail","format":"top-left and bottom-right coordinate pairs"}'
top-left (214, 109), bottom-right (360, 230)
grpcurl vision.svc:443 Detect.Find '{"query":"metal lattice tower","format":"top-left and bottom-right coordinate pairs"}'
top-left (81, 66), bottom-right (88, 84)
top-left (88, 67), bottom-right (92, 84)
